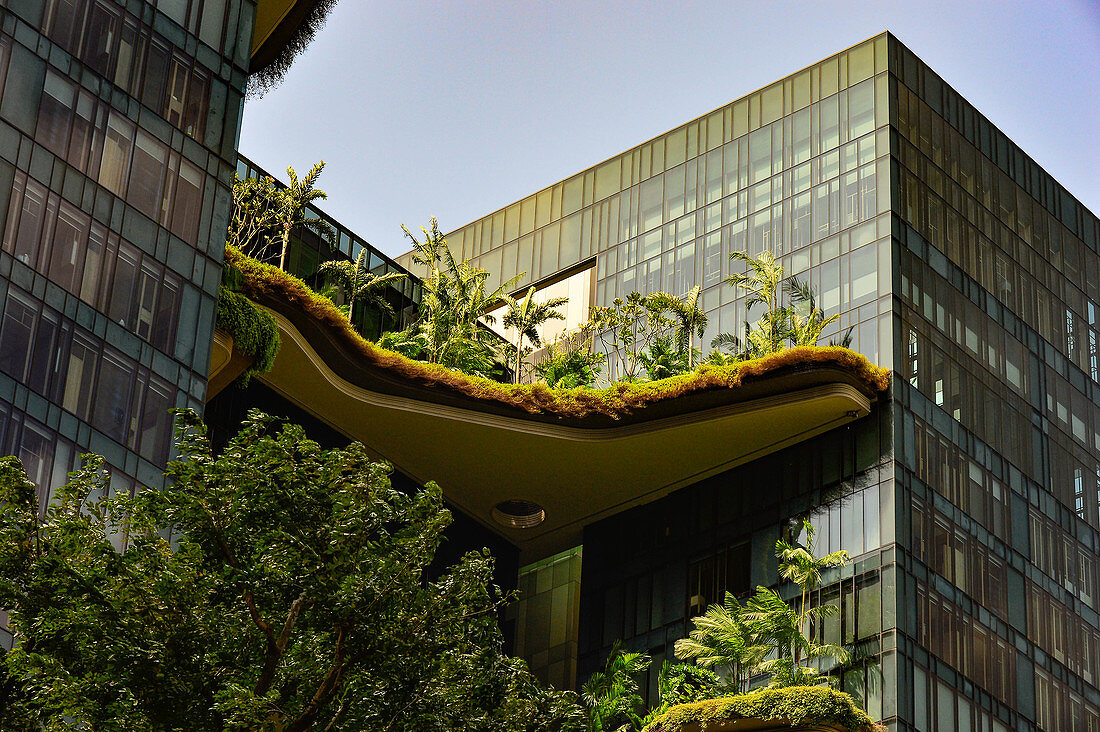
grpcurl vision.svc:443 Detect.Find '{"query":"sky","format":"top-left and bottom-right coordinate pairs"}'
top-left (239, 0), bottom-right (1100, 260)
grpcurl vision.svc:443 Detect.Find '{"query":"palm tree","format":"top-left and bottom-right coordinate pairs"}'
top-left (318, 248), bottom-right (407, 324)
top-left (501, 286), bottom-right (568, 383)
top-left (400, 220), bottom-right (521, 377)
top-left (741, 585), bottom-right (850, 688)
top-left (785, 277), bottom-right (840, 347)
top-left (639, 334), bottom-right (689, 381)
top-left (581, 641), bottom-right (651, 732)
top-left (726, 250), bottom-right (787, 355)
top-left (276, 162), bottom-right (334, 271)
top-left (650, 286), bottom-right (708, 369)
top-left (674, 591), bottom-right (767, 694)
top-left (775, 518), bottom-right (850, 641)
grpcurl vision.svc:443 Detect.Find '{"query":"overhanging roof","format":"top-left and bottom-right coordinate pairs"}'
top-left (210, 326), bottom-right (885, 564)
top-left (209, 252), bottom-right (888, 561)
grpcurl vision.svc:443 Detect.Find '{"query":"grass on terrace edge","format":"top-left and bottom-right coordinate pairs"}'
top-left (641, 686), bottom-right (886, 732)
top-left (224, 246), bottom-right (890, 420)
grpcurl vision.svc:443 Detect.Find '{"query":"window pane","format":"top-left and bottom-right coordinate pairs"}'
top-left (63, 333), bottom-right (98, 421)
top-left (99, 113), bottom-right (135, 197)
top-left (0, 290), bottom-right (36, 381)
top-left (37, 71), bottom-right (74, 155)
top-left (92, 349), bottom-right (133, 443)
top-left (48, 201), bottom-right (88, 293)
top-left (128, 131), bottom-right (167, 218)
top-left (170, 160), bottom-right (203, 244)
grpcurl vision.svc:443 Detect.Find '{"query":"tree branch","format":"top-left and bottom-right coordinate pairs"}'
top-left (254, 590), bottom-right (308, 697)
top-left (285, 624), bottom-right (346, 732)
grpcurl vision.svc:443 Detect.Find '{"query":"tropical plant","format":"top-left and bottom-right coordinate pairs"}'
top-left (673, 592), bottom-right (767, 695)
top-left (637, 662), bottom-right (724, 729)
top-left (229, 162), bottom-right (334, 269)
top-left (649, 286), bottom-right (708, 369)
top-left (725, 249), bottom-right (788, 356)
top-left (535, 326), bottom-right (605, 389)
top-left (638, 334), bottom-right (690, 381)
top-left (400, 218), bottom-right (521, 379)
top-left (0, 411), bottom-right (585, 731)
top-left (785, 278), bottom-right (840, 347)
top-left (711, 250), bottom-right (845, 362)
top-left (502, 286), bottom-right (569, 383)
top-left (581, 642), bottom-right (651, 732)
top-left (590, 293), bottom-right (675, 384)
top-left (318, 248), bottom-right (408, 323)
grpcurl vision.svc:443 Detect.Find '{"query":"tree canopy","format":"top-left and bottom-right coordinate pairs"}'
top-left (0, 411), bottom-right (583, 732)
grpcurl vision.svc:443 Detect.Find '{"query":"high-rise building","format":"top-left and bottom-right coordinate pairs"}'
top-left (0, 0), bottom-right (326, 645)
top-left (386, 31), bottom-right (1098, 731)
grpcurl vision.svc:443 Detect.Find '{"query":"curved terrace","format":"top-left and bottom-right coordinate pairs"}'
top-left (209, 249), bottom-right (890, 560)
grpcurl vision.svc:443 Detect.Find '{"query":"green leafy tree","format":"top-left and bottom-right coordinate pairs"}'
top-left (535, 326), bottom-right (605, 389)
top-left (318, 248), bottom-right (408, 323)
top-left (229, 163), bottom-right (335, 269)
top-left (590, 293), bottom-right (675, 384)
top-left (502, 286), bottom-right (569, 383)
top-left (0, 412), bottom-right (584, 731)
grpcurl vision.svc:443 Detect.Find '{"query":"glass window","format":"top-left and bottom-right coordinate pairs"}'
top-left (81, 222), bottom-right (108, 304)
top-left (62, 333), bottom-right (98, 421)
top-left (37, 72), bottom-right (75, 155)
top-left (8, 176), bottom-right (47, 268)
top-left (82, 1), bottom-right (120, 77)
top-left (138, 374), bottom-right (174, 464)
top-left (108, 241), bottom-right (140, 327)
top-left (99, 113), bottom-right (135, 197)
top-left (152, 271), bottom-right (181, 353)
top-left (114, 20), bottom-right (139, 92)
top-left (749, 126), bottom-right (772, 184)
top-left (48, 201), bottom-right (89, 294)
top-left (819, 95), bottom-right (840, 152)
top-left (92, 349), bottom-right (133, 443)
top-left (848, 79), bottom-right (875, 138)
top-left (0, 290), bottom-right (36, 382)
top-left (170, 160), bottom-right (204, 244)
top-left (142, 40), bottom-right (170, 112)
top-left (129, 131), bottom-right (168, 218)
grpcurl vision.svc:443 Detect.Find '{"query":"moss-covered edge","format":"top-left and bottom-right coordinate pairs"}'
top-left (641, 687), bottom-right (885, 732)
top-left (215, 286), bottom-right (280, 385)
top-left (223, 246), bottom-right (890, 419)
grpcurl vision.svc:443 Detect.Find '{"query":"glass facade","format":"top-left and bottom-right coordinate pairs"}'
top-left (0, 0), bottom-right (255, 631)
top-left (436, 32), bottom-right (1100, 731)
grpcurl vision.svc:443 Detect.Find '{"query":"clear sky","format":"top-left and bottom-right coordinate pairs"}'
top-left (239, 0), bottom-right (1100, 259)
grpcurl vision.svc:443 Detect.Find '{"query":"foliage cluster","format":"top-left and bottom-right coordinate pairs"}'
top-left (317, 247), bottom-right (407, 324)
top-left (0, 412), bottom-right (584, 732)
top-left (640, 686), bottom-right (882, 732)
top-left (675, 521), bottom-right (850, 692)
top-left (215, 270), bottom-right (280, 385)
top-left (375, 218), bottom-right (521, 379)
top-left (247, 0), bottom-right (341, 98)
